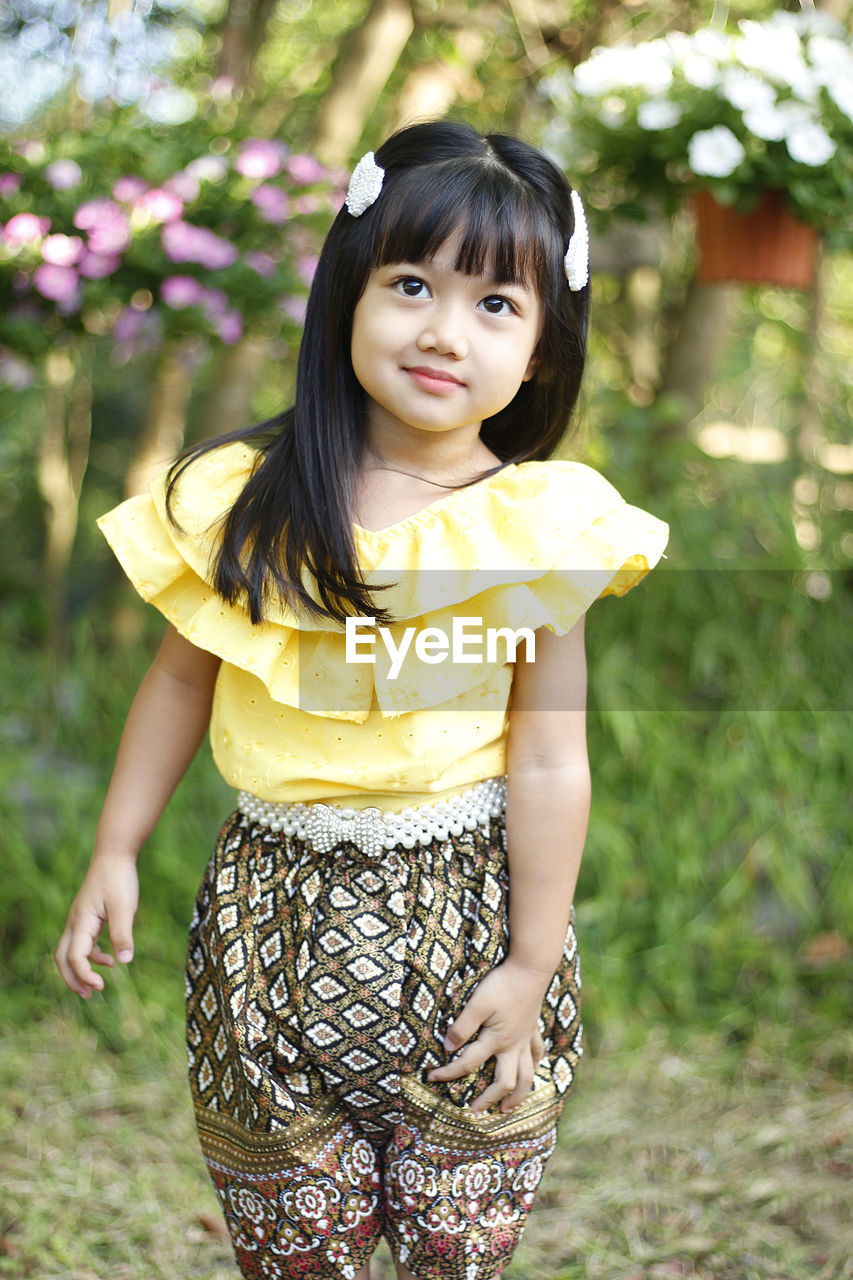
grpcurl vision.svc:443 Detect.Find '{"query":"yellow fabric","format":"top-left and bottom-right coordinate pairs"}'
top-left (97, 442), bottom-right (669, 807)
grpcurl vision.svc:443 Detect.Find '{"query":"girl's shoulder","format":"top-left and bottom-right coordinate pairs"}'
top-left (164, 440), bottom-right (260, 536)
top-left (355, 455), bottom-right (668, 580)
top-left (505, 457), bottom-right (632, 511)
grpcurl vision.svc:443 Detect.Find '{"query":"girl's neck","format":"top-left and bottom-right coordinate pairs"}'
top-left (360, 439), bottom-right (501, 487)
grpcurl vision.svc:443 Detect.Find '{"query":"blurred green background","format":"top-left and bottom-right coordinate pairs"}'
top-left (2, 0), bottom-right (850, 1052)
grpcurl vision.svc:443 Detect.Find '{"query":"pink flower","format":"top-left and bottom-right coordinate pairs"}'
top-left (286, 154), bottom-right (327, 185)
top-left (33, 262), bottom-right (79, 302)
top-left (78, 251), bottom-right (120, 279)
top-left (245, 251), bottom-right (276, 278)
top-left (74, 200), bottom-right (131, 254)
top-left (249, 184), bottom-right (290, 224)
top-left (296, 254), bottom-right (319, 286)
top-left (199, 287), bottom-right (228, 317)
top-left (236, 138), bottom-right (287, 181)
top-left (210, 75), bottom-right (236, 101)
top-left (138, 187), bottom-right (184, 223)
top-left (0, 173), bottom-right (23, 197)
top-left (214, 309), bottom-right (244, 345)
top-left (73, 199), bottom-right (111, 230)
top-left (162, 221), bottom-right (238, 268)
top-left (0, 348), bottom-right (35, 389)
top-left (112, 308), bottom-right (149, 342)
top-left (5, 213), bottom-right (50, 245)
top-left (281, 296), bottom-right (307, 325)
top-left (42, 234), bottom-right (85, 266)
top-left (164, 171), bottom-right (200, 203)
top-left (294, 194), bottom-right (323, 215)
top-left (44, 159), bottom-right (83, 190)
top-left (161, 275), bottom-right (204, 308)
top-left (113, 176), bottom-right (148, 203)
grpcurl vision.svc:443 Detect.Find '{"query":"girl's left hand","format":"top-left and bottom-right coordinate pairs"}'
top-left (426, 958), bottom-right (550, 1114)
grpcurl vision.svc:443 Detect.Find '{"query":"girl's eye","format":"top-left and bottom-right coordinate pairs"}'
top-left (479, 295), bottom-right (517, 316)
top-left (394, 276), bottom-right (430, 299)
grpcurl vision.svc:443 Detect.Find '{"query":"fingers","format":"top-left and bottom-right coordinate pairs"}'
top-left (54, 920), bottom-right (103, 998)
top-left (54, 899), bottom-right (135, 998)
top-left (442, 999), bottom-right (485, 1056)
top-left (427, 1037), bottom-right (490, 1084)
top-left (470, 1046), bottom-right (537, 1115)
top-left (107, 909), bottom-right (135, 965)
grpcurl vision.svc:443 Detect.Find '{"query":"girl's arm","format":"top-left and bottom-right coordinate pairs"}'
top-left (54, 624), bottom-right (221, 998)
top-left (427, 616), bottom-right (590, 1112)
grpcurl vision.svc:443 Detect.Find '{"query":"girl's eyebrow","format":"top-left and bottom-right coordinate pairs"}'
top-left (381, 259), bottom-right (534, 294)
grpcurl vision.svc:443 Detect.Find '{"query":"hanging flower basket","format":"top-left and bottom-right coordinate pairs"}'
top-left (693, 189), bottom-right (818, 288)
top-left (538, 12), bottom-right (853, 263)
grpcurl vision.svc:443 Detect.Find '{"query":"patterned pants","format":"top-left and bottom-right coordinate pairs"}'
top-left (186, 789), bottom-right (582, 1279)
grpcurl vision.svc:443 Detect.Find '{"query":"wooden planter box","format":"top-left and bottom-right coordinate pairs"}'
top-left (693, 189), bottom-right (818, 288)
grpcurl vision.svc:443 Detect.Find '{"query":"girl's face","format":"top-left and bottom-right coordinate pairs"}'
top-left (350, 232), bottom-right (542, 450)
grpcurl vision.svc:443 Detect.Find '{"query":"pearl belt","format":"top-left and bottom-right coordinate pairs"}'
top-left (236, 776), bottom-right (507, 860)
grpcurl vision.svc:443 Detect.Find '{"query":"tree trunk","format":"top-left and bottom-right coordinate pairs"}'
top-left (657, 277), bottom-right (737, 428)
top-left (311, 0), bottom-right (414, 167)
top-left (204, 334), bottom-right (271, 437)
top-left (217, 0), bottom-right (278, 88)
top-left (124, 345), bottom-right (193, 498)
top-left (37, 345), bottom-right (93, 653)
top-left (392, 28), bottom-right (485, 125)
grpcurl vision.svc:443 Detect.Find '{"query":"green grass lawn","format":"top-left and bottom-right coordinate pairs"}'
top-left (2, 1011), bottom-right (850, 1280)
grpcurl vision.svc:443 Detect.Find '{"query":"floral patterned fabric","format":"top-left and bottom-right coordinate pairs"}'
top-left (186, 787), bottom-right (582, 1279)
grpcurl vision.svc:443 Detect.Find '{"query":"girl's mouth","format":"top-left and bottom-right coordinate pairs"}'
top-left (406, 366), bottom-right (465, 393)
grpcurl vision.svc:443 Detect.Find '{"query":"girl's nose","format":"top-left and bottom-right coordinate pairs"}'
top-left (416, 306), bottom-right (468, 359)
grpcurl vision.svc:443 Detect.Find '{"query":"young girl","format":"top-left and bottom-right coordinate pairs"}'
top-left (55, 121), bottom-right (668, 1280)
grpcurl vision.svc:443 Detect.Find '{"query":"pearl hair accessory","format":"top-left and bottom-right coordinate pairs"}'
top-left (237, 776), bottom-right (507, 858)
top-left (345, 151), bottom-right (385, 216)
top-left (344, 147), bottom-right (589, 290)
top-left (564, 189), bottom-right (589, 292)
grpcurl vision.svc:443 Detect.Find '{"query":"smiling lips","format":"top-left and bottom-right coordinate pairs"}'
top-left (406, 366), bottom-right (465, 393)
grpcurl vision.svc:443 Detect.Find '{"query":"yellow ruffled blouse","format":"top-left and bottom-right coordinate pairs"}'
top-left (98, 442), bottom-right (669, 809)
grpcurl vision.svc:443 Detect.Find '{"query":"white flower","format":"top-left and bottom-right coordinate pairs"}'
top-left (785, 123), bottom-right (836, 166)
top-left (691, 28), bottom-right (730, 62)
top-left (736, 22), bottom-right (817, 99)
top-left (572, 47), bottom-right (627, 96)
top-left (142, 86), bottom-right (198, 125)
top-left (742, 104), bottom-right (788, 142)
top-left (776, 10), bottom-right (844, 40)
top-left (720, 68), bottom-right (776, 113)
top-left (680, 52), bottom-right (721, 90)
top-left (572, 42), bottom-right (673, 96)
top-left (827, 79), bottom-right (853, 125)
top-left (637, 99), bottom-right (682, 130)
top-left (688, 125), bottom-right (746, 177)
top-left (185, 155), bottom-right (229, 184)
top-left (600, 97), bottom-right (627, 128)
top-left (807, 35), bottom-right (853, 84)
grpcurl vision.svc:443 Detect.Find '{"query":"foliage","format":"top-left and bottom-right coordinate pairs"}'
top-left (540, 10), bottom-right (853, 246)
top-left (0, 106), bottom-right (343, 380)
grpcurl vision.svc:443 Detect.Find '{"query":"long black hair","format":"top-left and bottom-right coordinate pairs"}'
top-left (166, 120), bottom-right (590, 627)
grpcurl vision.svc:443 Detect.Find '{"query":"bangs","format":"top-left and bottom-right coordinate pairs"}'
top-left (369, 161), bottom-right (559, 289)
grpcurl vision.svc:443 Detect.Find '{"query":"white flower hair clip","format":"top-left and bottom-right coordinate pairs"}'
top-left (345, 151), bottom-right (385, 217)
top-left (564, 189), bottom-right (589, 291)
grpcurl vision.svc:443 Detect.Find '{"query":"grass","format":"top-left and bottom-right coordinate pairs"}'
top-left (2, 1011), bottom-right (850, 1280)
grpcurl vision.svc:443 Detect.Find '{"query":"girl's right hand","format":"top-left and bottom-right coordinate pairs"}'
top-left (54, 852), bottom-right (139, 998)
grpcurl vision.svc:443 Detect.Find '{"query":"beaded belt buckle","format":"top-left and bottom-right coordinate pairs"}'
top-left (237, 777), bottom-right (507, 859)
